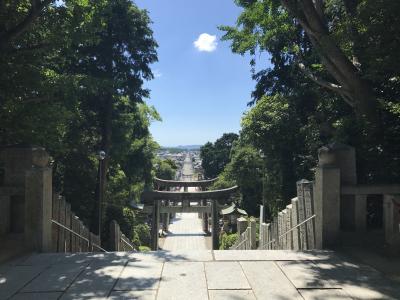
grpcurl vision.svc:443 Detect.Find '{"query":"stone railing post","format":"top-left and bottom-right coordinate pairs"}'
top-left (110, 220), bottom-right (121, 251)
top-left (259, 204), bottom-right (265, 224)
top-left (249, 218), bottom-right (257, 249)
top-left (24, 147), bottom-right (52, 252)
top-left (291, 197), bottom-right (300, 250)
top-left (237, 217), bottom-right (247, 236)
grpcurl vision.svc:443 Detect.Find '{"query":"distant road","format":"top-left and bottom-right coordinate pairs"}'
top-left (161, 153), bottom-right (210, 251)
top-left (180, 153), bottom-right (194, 182)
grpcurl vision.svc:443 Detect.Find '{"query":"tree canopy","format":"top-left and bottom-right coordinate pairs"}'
top-left (0, 0), bottom-right (159, 246)
top-left (200, 133), bottom-right (239, 179)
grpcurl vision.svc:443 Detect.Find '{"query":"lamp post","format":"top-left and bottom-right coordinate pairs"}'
top-left (98, 150), bottom-right (106, 238)
top-left (259, 151), bottom-right (266, 206)
top-left (259, 150), bottom-right (266, 223)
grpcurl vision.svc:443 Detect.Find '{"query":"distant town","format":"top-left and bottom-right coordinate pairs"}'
top-left (157, 146), bottom-right (203, 180)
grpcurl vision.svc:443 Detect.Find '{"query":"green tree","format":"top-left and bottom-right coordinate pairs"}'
top-left (155, 158), bottom-right (178, 180)
top-left (200, 133), bottom-right (238, 178)
top-left (214, 144), bottom-right (263, 216)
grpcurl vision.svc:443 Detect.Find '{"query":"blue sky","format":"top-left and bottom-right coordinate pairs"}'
top-left (135, 0), bottom-right (261, 147)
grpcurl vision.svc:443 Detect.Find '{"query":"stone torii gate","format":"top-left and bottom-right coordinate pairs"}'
top-left (154, 177), bottom-right (218, 191)
top-left (141, 185), bottom-right (238, 250)
top-left (153, 177), bottom-right (218, 234)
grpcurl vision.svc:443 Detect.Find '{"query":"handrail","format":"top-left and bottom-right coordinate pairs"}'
top-left (261, 214), bottom-right (316, 249)
top-left (230, 229), bottom-right (249, 250)
top-left (232, 237), bottom-right (248, 250)
top-left (120, 234), bottom-right (135, 250)
top-left (51, 219), bottom-right (108, 252)
top-left (91, 243), bottom-right (107, 252)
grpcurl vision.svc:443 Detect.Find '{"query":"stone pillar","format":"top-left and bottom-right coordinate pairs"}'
top-left (1, 146), bottom-right (49, 235)
top-left (383, 195), bottom-right (400, 250)
top-left (249, 218), bottom-right (257, 249)
top-left (211, 199), bottom-right (219, 250)
top-left (259, 223), bottom-right (269, 249)
top-left (24, 151), bottom-right (52, 252)
top-left (1, 146), bottom-right (47, 186)
top-left (237, 217), bottom-right (247, 236)
top-left (291, 197), bottom-right (300, 250)
top-left (314, 166), bottom-right (340, 248)
top-left (286, 205), bottom-right (293, 250)
top-left (355, 195), bottom-right (367, 232)
top-left (0, 195), bottom-right (10, 236)
top-left (151, 200), bottom-right (160, 250)
top-left (259, 205), bottom-right (265, 224)
top-left (314, 143), bottom-right (356, 248)
top-left (110, 220), bottom-right (121, 251)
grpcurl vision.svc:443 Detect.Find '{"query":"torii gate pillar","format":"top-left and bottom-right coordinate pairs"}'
top-left (202, 199), bottom-right (209, 233)
top-left (151, 200), bottom-right (160, 250)
top-left (211, 199), bottom-right (219, 250)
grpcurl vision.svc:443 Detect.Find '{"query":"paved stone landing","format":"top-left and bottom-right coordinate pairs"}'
top-left (161, 213), bottom-right (208, 251)
top-left (1, 250), bottom-right (400, 299)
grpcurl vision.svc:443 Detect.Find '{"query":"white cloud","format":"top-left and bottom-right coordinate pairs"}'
top-left (194, 33), bottom-right (217, 52)
top-left (153, 69), bottom-right (162, 78)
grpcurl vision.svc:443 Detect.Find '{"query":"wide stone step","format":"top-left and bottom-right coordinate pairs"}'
top-left (1, 250), bottom-right (399, 300)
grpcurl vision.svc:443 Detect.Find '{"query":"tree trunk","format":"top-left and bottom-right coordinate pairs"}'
top-left (0, 0), bottom-right (53, 50)
top-left (281, 0), bottom-right (379, 126)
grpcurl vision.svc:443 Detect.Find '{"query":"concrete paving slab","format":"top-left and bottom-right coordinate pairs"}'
top-left (205, 261), bottom-right (250, 290)
top-left (315, 258), bottom-right (400, 299)
top-left (10, 292), bottom-right (62, 300)
top-left (240, 261), bottom-right (303, 299)
top-left (22, 264), bottom-right (86, 292)
top-left (20, 253), bottom-right (92, 266)
top-left (0, 265), bottom-right (46, 300)
top-left (160, 250), bottom-right (213, 262)
top-left (277, 261), bottom-right (339, 288)
top-left (157, 262), bottom-right (208, 300)
top-left (0, 255), bottom-right (32, 270)
top-left (208, 290), bottom-right (256, 300)
top-left (61, 264), bottom-right (124, 299)
top-left (214, 250), bottom-right (334, 261)
top-left (291, 259), bottom-right (400, 299)
top-left (341, 280), bottom-right (400, 300)
top-left (127, 252), bottom-right (167, 263)
top-left (314, 259), bottom-right (383, 283)
top-left (114, 262), bottom-right (162, 291)
top-left (108, 290), bottom-right (157, 300)
top-left (299, 289), bottom-right (351, 300)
